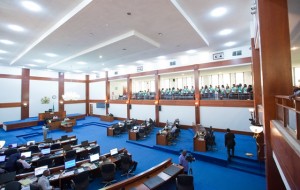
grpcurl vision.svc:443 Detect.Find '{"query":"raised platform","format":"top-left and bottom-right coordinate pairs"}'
top-left (2, 113), bottom-right (85, 131)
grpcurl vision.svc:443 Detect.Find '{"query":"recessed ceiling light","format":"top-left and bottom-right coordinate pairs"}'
top-left (8, 24), bottom-right (25, 32)
top-left (0, 50), bottom-right (8, 54)
top-left (0, 39), bottom-right (14, 45)
top-left (291, 46), bottom-right (299, 51)
top-left (186, 49), bottom-right (197, 54)
top-left (45, 53), bottom-right (57, 57)
top-left (219, 29), bottom-right (232, 36)
top-left (34, 59), bottom-right (45, 63)
top-left (136, 60), bottom-right (144, 64)
top-left (224, 41), bottom-right (236, 47)
top-left (102, 63), bottom-right (104, 66)
top-left (99, 55), bottom-right (103, 59)
top-left (73, 70), bottom-right (82, 73)
top-left (27, 64), bottom-right (37, 67)
top-left (157, 56), bottom-right (166, 59)
top-left (77, 61), bottom-right (87, 65)
top-left (104, 68), bottom-right (109, 71)
top-left (21, 1), bottom-right (42, 12)
top-left (118, 65), bottom-right (124, 67)
top-left (210, 7), bottom-right (227, 17)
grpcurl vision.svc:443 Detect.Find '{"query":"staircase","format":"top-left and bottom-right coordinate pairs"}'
top-left (228, 157), bottom-right (265, 177)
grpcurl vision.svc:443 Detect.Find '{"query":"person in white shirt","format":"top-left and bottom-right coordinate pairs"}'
top-left (17, 155), bottom-right (31, 169)
top-left (38, 169), bottom-right (53, 190)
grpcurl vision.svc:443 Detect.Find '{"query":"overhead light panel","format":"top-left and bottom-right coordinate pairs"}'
top-left (21, 1), bottom-right (42, 12)
top-left (45, 53), bottom-right (57, 57)
top-left (8, 24), bottom-right (25, 32)
top-left (224, 41), bottom-right (236, 47)
top-left (0, 39), bottom-right (14, 45)
top-left (219, 29), bottom-right (232, 36)
top-left (210, 7), bottom-right (227, 17)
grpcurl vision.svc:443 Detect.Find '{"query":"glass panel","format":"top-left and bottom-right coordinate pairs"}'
top-left (212, 75), bottom-right (218, 87)
top-left (236, 72), bottom-right (243, 85)
top-left (223, 74), bottom-right (230, 86)
top-left (288, 109), bottom-right (296, 132)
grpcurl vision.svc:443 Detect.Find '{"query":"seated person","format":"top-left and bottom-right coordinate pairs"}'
top-left (17, 155), bottom-right (32, 169)
top-left (99, 156), bottom-right (116, 169)
top-left (120, 149), bottom-right (138, 173)
top-left (38, 169), bottom-right (59, 190)
top-left (5, 152), bottom-right (20, 172)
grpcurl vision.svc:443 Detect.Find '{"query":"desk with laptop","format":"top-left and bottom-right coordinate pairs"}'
top-left (15, 148), bottom-right (126, 189)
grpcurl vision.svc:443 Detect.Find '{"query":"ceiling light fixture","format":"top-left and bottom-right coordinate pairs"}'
top-left (77, 61), bottom-right (87, 65)
top-left (45, 53), bottom-right (57, 57)
top-left (8, 24), bottom-right (25, 32)
top-left (291, 46), bottom-right (299, 51)
top-left (0, 39), bottom-right (14, 45)
top-left (157, 56), bottom-right (166, 59)
top-left (99, 55), bottom-right (103, 59)
top-left (0, 50), bottom-right (7, 54)
top-left (27, 64), bottom-right (38, 67)
top-left (21, 1), bottom-right (42, 12)
top-left (186, 49), bottom-right (197, 54)
top-left (34, 59), bottom-right (45, 63)
top-left (219, 29), bottom-right (232, 36)
top-left (224, 41), bottom-right (236, 47)
top-left (210, 7), bottom-right (227, 17)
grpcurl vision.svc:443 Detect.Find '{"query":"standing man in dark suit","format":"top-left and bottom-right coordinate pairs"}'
top-left (225, 128), bottom-right (235, 161)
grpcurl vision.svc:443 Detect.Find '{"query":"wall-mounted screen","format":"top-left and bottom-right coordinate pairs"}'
top-left (96, 102), bottom-right (106, 108)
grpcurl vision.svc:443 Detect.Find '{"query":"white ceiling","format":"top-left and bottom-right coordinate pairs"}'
top-left (0, 0), bottom-right (299, 74)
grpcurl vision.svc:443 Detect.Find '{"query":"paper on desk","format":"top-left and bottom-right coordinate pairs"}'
top-left (19, 178), bottom-right (32, 186)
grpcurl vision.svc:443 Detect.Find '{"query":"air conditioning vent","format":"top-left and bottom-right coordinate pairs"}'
top-left (137, 66), bottom-right (143, 72)
top-left (170, 61), bottom-right (176, 66)
top-left (232, 50), bottom-right (242, 56)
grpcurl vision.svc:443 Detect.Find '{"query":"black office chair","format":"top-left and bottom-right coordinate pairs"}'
top-left (70, 171), bottom-right (89, 190)
top-left (120, 158), bottom-right (134, 177)
top-left (138, 128), bottom-right (146, 140)
top-left (5, 181), bottom-right (22, 190)
top-left (101, 163), bottom-right (116, 187)
top-left (65, 150), bottom-right (77, 161)
top-left (176, 174), bottom-right (194, 190)
top-left (28, 145), bottom-right (40, 153)
top-left (89, 146), bottom-right (100, 155)
top-left (15, 161), bottom-right (24, 174)
top-left (113, 127), bottom-right (121, 136)
top-left (50, 143), bottom-right (61, 150)
top-left (77, 150), bottom-right (89, 160)
top-left (37, 158), bottom-right (54, 168)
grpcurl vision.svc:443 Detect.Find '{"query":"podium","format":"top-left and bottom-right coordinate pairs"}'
top-left (156, 133), bottom-right (168, 146)
top-left (193, 137), bottom-right (206, 152)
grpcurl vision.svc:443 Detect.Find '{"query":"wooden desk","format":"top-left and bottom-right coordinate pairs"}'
top-left (129, 130), bottom-right (138, 140)
top-left (156, 133), bottom-right (168, 146)
top-left (100, 115), bottom-right (114, 122)
top-left (60, 119), bottom-right (76, 132)
top-left (193, 137), bottom-right (206, 152)
top-left (102, 158), bottom-right (183, 190)
top-left (38, 111), bottom-right (66, 121)
top-left (107, 127), bottom-right (114, 136)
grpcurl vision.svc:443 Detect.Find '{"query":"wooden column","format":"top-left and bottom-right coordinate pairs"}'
top-left (257, 0), bottom-right (292, 189)
top-left (155, 72), bottom-right (160, 125)
top-left (21, 68), bottom-right (29, 120)
top-left (127, 75), bottom-right (131, 119)
top-left (194, 67), bottom-right (200, 124)
top-left (105, 71), bottom-right (109, 115)
top-left (85, 75), bottom-right (89, 116)
top-left (58, 72), bottom-right (64, 112)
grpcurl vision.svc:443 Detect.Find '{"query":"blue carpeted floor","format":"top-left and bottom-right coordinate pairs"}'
top-left (0, 116), bottom-right (266, 190)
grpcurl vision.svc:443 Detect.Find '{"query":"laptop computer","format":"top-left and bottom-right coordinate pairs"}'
top-left (41, 148), bottom-right (51, 155)
top-left (20, 151), bottom-right (32, 158)
top-left (0, 155), bottom-right (6, 163)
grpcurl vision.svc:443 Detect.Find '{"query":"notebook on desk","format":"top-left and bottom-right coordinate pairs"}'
top-left (163, 164), bottom-right (181, 176)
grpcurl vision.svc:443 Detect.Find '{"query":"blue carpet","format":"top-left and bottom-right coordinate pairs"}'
top-left (0, 116), bottom-right (266, 190)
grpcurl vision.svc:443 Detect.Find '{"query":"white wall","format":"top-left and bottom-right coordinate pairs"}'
top-left (200, 106), bottom-right (251, 132)
top-left (130, 105), bottom-right (155, 120)
top-left (0, 108), bottom-right (21, 124)
top-left (65, 103), bottom-right (86, 115)
top-left (0, 78), bottom-right (21, 103)
top-left (159, 105), bottom-right (195, 125)
top-left (108, 104), bottom-right (127, 118)
top-left (29, 80), bottom-right (59, 117)
top-left (90, 81), bottom-right (106, 100)
top-left (64, 82), bottom-right (86, 100)
top-left (90, 103), bottom-right (106, 115)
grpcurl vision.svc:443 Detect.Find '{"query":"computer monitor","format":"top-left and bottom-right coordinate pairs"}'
top-left (81, 140), bottom-right (89, 147)
top-left (34, 165), bottom-right (48, 177)
top-left (64, 159), bottom-right (76, 170)
top-left (63, 144), bottom-right (72, 151)
top-left (89, 153), bottom-right (99, 163)
top-left (21, 151), bottom-right (32, 158)
top-left (10, 143), bottom-right (17, 148)
top-left (0, 155), bottom-right (6, 162)
top-left (41, 148), bottom-right (51, 155)
top-left (27, 141), bottom-right (35, 146)
top-left (61, 135), bottom-right (68, 140)
top-left (110, 148), bottom-right (118, 156)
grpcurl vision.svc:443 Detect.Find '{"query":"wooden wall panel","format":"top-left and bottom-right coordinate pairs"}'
top-left (21, 68), bottom-right (29, 119)
top-left (58, 72), bottom-right (64, 112)
top-left (200, 100), bottom-right (254, 107)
